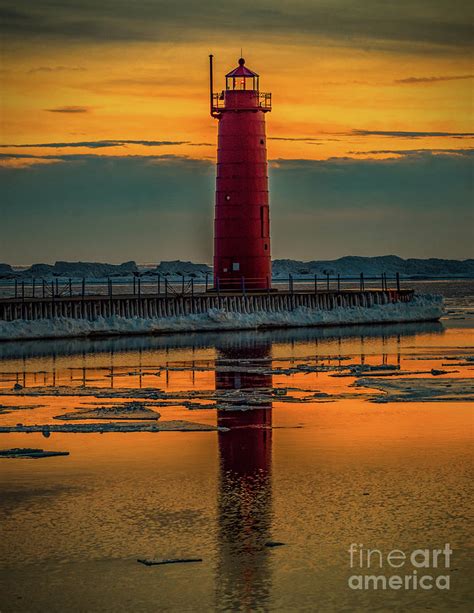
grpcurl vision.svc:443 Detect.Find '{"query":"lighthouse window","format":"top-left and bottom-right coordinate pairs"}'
top-left (232, 262), bottom-right (240, 272)
top-left (225, 195), bottom-right (231, 201)
top-left (260, 139), bottom-right (264, 145)
top-left (264, 243), bottom-right (268, 250)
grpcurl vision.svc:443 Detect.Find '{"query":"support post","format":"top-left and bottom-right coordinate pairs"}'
top-left (396, 272), bottom-right (400, 292)
top-left (241, 276), bottom-right (246, 295)
top-left (205, 273), bottom-right (209, 293)
top-left (32, 278), bottom-right (36, 298)
top-left (337, 274), bottom-right (340, 292)
top-left (157, 274), bottom-right (161, 296)
top-left (69, 278), bottom-right (72, 297)
top-left (109, 277), bottom-right (113, 314)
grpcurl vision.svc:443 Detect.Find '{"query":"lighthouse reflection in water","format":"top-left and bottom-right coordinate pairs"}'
top-left (215, 337), bottom-right (273, 610)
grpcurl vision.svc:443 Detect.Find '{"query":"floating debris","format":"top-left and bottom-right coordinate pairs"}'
top-left (137, 557), bottom-right (203, 566)
top-left (265, 541), bottom-right (285, 548)
top-left (0, 448), bottom-right (69, 459)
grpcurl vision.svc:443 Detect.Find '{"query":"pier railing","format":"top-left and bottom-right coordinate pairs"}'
top-left (0, 272), bottom-right (402, 300)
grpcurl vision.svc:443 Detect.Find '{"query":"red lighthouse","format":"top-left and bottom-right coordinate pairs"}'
top-left (210, 55), bottom-right (272, 291)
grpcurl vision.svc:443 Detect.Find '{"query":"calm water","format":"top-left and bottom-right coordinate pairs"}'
top-left (0, 280), bottom-right (473, 612)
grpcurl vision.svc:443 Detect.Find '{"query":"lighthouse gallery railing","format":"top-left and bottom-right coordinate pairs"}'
top-left (211, 92), bottom-right (272, 112)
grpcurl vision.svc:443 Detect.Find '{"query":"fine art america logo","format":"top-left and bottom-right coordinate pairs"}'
top-left (347, 543), bottom-right (452, 591)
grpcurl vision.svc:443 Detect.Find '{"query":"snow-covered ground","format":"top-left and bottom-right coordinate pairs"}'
top-left (0, 294), bottom-right (444, 341)
top-left (272, 256), bottom-right (474, 278)
top-left (2, 257), bottom-right (473, 280)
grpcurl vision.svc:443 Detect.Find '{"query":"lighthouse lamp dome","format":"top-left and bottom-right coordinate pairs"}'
top-left (225, 57), bottom-right (259, 91)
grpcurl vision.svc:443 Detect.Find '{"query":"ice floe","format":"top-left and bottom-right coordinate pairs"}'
top-left (354, 377), bottom-right (474, 403)
top-left (0, 403), bottom-right (45, 414)
top-left (0, 421), bottom-right (225, 433)
top-left (0, 447), bottom-right (69, 458)
top-left (54, 401), bottom-right (161, 421)
top-left (137, 557), bottom-right (203, 566)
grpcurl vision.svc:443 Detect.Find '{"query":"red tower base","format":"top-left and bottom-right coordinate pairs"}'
top-left (213, 89), bottom-right (271, 291)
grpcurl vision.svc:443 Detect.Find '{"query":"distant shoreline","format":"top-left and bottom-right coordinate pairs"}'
top-left (1, 255), bottom-right (473, 281)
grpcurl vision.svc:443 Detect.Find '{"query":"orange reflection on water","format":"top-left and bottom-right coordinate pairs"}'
top-left (0, 322), bottom-right (472, 611)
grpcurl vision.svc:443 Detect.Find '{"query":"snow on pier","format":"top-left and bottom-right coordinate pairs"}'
top-left (0, 290), bottom-right (443, 341)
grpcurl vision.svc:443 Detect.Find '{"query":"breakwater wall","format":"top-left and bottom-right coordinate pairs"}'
top-left (0, 290), bottom-right (414, 323)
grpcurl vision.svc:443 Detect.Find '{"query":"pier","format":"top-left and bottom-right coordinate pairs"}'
top-left (0, 289), bottom-right (414, 323)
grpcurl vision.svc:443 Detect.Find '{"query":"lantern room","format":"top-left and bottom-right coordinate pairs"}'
top-left (225, 58), bottom-right (259, 91)
top-left (210, 56), bottom-right (271, 115)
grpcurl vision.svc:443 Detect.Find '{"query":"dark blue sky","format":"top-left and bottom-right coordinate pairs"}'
top-left (2, 151), bottom-right (472, 264)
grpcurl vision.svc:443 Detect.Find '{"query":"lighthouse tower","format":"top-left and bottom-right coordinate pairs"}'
top-left (210, 56), bottom-right (272, 291)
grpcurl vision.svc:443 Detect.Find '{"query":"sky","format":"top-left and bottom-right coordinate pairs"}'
top-left (0, 0), bottom-right (473, 264)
